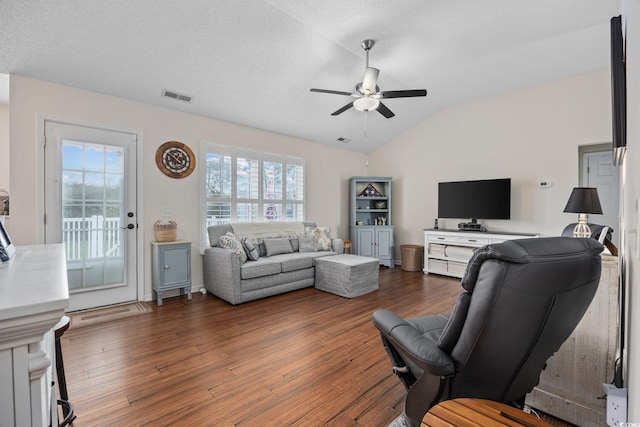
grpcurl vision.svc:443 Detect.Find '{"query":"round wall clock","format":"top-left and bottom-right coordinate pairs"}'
top-left (155, 141), bottom-right (196, 179)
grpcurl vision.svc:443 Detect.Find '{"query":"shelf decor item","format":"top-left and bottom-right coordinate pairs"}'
top-left (154, 220), bottom-right (178, 242)
top-left (375, 201), bottom-right (386, 209)
top-left (358, 183), bottom-right (383, 197)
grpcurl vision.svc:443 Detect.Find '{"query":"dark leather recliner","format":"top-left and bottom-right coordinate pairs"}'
top-left (372, 237), bottom-right (603, 427)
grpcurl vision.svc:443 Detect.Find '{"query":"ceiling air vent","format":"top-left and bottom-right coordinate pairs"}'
top-left (337, 137), bottom-right (351, 143)
top-left (162, 89), bottom-right (193, 103)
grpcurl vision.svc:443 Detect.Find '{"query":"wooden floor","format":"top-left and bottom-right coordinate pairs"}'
top-left (60, 268), bottom-right (569, 427)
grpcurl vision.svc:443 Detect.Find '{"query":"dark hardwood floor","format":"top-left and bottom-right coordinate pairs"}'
top-left (60, 268), bottom-right (569, 426)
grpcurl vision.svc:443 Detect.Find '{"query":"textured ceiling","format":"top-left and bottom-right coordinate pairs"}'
top-left (0, 0), bottom-right (620, 152)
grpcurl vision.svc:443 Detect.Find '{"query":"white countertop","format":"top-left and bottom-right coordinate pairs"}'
top-left (0, 244), bottom-right (69, 321)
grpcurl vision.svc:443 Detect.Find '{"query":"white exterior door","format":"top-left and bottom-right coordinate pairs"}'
top-left (583, 151), bottom-right (620, 247)
top-left (44, 121), bottom-right (138, 311)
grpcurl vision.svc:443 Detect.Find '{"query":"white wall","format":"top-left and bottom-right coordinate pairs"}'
top-left (622, 0), bottom-right (640, 418)
top-left (368, 69), bottom-right (612, 259)
top-left (8, 75), bottom-right (366, 299)
top-left (0, 103), bottom-right (8, 192)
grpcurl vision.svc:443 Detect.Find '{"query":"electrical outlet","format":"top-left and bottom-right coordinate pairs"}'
top-left (607, 387), bottom-right (627, 427)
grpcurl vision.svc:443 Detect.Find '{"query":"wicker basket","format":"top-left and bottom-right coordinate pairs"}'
top-left (154, 220), bottom-right (177, 242)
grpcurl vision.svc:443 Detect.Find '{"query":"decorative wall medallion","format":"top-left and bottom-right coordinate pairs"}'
top-left (156, 141), bottom-right (196, 179)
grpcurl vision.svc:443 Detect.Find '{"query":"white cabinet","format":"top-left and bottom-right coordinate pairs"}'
top-left (423, 229), bottom-right (538, 278)
top-left (0, 244), bottom-right (69, 427)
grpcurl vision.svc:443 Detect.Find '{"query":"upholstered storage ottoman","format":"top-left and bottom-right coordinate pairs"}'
top-left (315, 254), bottom-right (380, 298)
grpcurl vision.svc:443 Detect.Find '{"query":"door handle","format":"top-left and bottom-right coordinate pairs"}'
top-left (121, 224), bottom-right (135, 230)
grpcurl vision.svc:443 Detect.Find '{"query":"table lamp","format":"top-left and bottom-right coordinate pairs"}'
top-left (563, 187), bottom-right (603, 238)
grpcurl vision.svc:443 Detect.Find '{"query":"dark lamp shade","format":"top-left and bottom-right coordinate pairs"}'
top-left (563, 187), bottom-right (603, 214)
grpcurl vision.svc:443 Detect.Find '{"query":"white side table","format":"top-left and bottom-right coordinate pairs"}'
top-left (151, 241), bottom-right (192, 306)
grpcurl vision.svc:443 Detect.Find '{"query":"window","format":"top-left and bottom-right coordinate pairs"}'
top-left (199, 142), bottom-right (305, 252)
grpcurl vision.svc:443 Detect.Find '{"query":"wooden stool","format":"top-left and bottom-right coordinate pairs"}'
top-left (343, 240), bottom-right (353, 254)
top-left (55, 316), bottom-right (76, 427)
top-left (422, 398), bottom-right (551, 426)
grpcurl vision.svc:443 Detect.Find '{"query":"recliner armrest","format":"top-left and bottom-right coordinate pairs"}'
top-left (372, 309), bottom-right (455, 376)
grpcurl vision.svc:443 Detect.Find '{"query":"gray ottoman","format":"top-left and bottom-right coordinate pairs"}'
top-left (315, 254), bottom-right (380, 298)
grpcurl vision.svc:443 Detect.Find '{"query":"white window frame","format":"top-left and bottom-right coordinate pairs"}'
top-left (199, 141), bottom-right (305, 253)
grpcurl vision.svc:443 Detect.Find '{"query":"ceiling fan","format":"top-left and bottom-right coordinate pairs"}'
top-left (310, 39), bottom-right (427, 119)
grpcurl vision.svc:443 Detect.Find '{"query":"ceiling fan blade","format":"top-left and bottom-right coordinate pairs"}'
top-left (362, 67), bottom-right (380, 94)
top-left (331, 102), bottom-right (354, 116)
top-left (381, 89), bottom-right (427, 98)
top-left (310, 88), bottom-right (353, 96)
top-left (376, 102), bottom-right (395, 119)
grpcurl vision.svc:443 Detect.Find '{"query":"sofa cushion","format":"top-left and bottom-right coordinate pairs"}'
top-left (263, 238), bottom-right (294, 257)
top-left (309, 251), bottom-right (340, 264)
top-left (241, 268), bottom-right (315, 293)
top-left (208, 224), bottom-right (234, 247)
top-left (240, 258), bottom-right (282, 279)
top-left (278, 252), bottom-right (314, 272)
top-left (219, 232), bottom-right (247, 264)
top-left (305, 227), bottom-right (333, 251)
top-left (298, 235), bottom-right (317, 252)
top-left (243, 238), bottom-right (260, 261)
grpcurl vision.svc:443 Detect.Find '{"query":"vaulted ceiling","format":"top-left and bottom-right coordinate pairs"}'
top-left (0, 0), bottom-right (620, 152)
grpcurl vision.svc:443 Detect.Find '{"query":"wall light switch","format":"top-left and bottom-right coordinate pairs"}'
top-left (161, 207), bottom-right (173, 217)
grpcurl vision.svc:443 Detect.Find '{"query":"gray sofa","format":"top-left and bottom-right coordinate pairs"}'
top-left (204, 221), bottom-right (344, 304)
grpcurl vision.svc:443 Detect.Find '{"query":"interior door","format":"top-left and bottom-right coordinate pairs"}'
top-left (583, 151), bottom-right (620, 247)
top-left (44, 121), bottom-right (138, 311)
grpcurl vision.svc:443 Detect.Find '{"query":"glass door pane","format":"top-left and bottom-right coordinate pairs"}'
top-left (62, 140), bottom-right (125, 291)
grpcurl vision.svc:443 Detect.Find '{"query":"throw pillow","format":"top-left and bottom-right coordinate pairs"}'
top-left (219, 232), bottom-right (248, 264)
top-left (243, 238), bottom-right (260, 261)
top-left (263, 238), bottom-right (294, 257)
top-left (305, 227), bottom-right (333, 251)
top-left (298, 235), bottom-right (318, 252)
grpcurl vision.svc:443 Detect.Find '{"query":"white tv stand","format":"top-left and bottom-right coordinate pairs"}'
top-left (424, 229), bottom-right (538, 278)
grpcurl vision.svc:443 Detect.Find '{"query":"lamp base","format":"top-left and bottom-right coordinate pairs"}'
top-left (573, 214), bottom-right (591, 238)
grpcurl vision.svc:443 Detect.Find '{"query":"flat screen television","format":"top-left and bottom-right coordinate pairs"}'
top-left (611, 15), bottom-right (626, 166)
top-left (438, 178), bottom-right (511, 225)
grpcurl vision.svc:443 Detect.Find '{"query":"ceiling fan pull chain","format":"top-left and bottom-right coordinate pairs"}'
top-left (363, 111), bottom-right (368, 141)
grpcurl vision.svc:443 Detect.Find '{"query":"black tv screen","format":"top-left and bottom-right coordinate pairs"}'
top-left (438, 178), bottom-right (511, 220)
top-left (611, 15), bottom-right (626, 166)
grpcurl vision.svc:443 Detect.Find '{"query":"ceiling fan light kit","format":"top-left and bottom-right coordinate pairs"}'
top-left (353, 97), bottom-right (380, 112)
top-left (310, 39), bottom-right (427, 119)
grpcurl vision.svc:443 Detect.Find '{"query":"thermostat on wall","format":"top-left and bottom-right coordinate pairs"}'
top-left (538, 181), bottom-right (552, 188)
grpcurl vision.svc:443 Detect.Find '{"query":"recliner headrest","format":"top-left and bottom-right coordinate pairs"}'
top-left (461, 237), bottom-right (603, 292)
top-left (561, 223), bottom-right (614, 240)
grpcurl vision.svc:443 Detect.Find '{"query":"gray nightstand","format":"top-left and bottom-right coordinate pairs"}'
top-left (151, 241), bottom-right (192, 306)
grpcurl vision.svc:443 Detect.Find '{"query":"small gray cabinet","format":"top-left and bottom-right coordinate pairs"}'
top-left (151, 241), bottom-right (192, 306)
top-left (355, 226), bottom-right (394, 267)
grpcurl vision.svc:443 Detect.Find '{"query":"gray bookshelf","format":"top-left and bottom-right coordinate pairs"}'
top-left (349, 176), bottom-right (394, 268)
